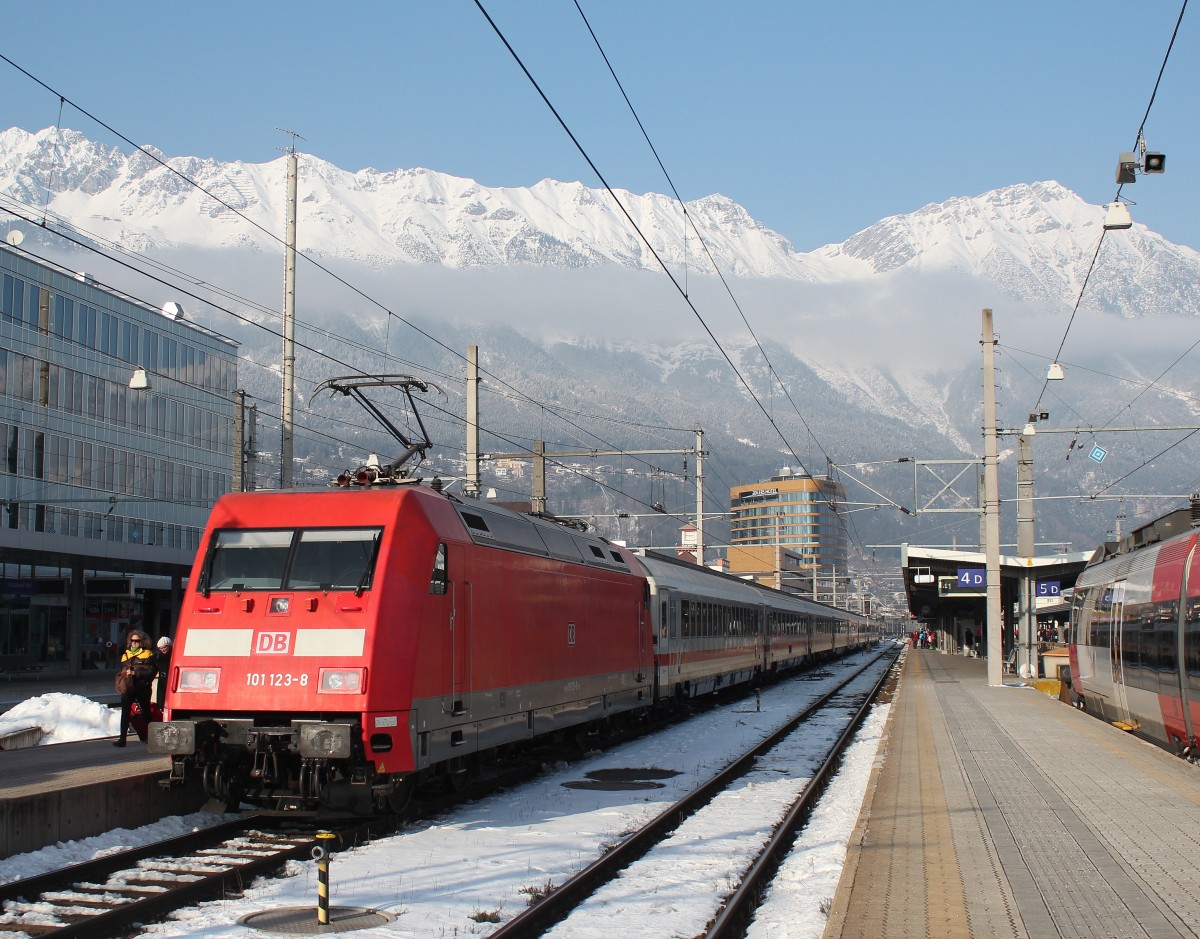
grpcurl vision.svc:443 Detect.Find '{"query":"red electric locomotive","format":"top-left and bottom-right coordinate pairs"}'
top-left (149, 484), bottom-right (653, 812)
top-left (149, 376), bottom-right (875, 811)
top-left (1070, 506), bottom-right (1200, 759)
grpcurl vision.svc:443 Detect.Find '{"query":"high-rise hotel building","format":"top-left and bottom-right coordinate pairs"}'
top-left (727, 470), bottom-right (848, 583)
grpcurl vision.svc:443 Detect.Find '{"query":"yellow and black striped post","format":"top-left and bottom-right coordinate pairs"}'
top-left (313, 830), bottom-right (337, 924)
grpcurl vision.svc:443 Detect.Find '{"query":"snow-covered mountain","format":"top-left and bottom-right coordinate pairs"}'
top-left (4, 126), bottom-right (1200, 318)
top-left (5, 125), bottom-right (1200, 551)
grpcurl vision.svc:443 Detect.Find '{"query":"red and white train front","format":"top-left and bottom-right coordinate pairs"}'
top-left (149, 485), bottom-right (654, 812)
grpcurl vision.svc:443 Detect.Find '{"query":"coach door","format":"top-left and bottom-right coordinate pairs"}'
top-left (1109, 580), bottom-right (1132, 723)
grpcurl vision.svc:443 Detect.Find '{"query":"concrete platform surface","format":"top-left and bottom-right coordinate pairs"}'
top-left (825, 649), bottom-right (1200, 939)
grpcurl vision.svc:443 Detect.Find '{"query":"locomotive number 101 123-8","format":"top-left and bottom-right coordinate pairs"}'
top-left (246, 672), bottom-right (309, 688)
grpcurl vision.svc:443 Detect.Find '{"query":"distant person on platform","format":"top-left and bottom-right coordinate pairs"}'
top-left (114, 631), bottom-right (155, 747)
top-left (154, 636), bottom-right (173, 708)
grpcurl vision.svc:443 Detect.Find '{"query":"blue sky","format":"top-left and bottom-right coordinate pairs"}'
top-left (2, 1), bottom-right (1196, 252)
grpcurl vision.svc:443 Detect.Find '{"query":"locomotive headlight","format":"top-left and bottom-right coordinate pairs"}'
top-left (318, 668), bottom-right (365, 694)
top-left (178, 668), bottom-right (220, 693)
top-left (297, 721), bottom-right (353, 759)
top-left (147, 721), bottom-right (196, 755)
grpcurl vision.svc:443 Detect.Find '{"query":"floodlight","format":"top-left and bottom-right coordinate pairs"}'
top-left (1144, 152), bottom-right (1166, 173)
top-left (1116, 152), bottom-right (1138, 184)
top-left (1023, 421), bottom-right (1037, 436)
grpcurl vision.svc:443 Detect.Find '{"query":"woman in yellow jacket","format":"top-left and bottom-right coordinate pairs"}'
top-left (114, 631), bottom-right (156, 747)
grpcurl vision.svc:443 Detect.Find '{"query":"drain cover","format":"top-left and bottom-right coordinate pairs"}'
top-left (562, 766), bottom-right (680, 790)
top-left (240, 906), bottom-right (395, 934)
top-left (563, 778), bottom-right (665, 791)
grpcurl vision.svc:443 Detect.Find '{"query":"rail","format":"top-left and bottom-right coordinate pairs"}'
top-left (489, 645), bottom-right (900, 938)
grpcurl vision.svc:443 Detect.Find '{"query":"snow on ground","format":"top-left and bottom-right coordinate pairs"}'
top-left (747, 702), bottom-right (891, 939)
top-left (0, 692), bottom-right (118, 744)
top-left (0, 811), bottom-right (247, 886)
top-left (0, 646), bottom-right (898, 938)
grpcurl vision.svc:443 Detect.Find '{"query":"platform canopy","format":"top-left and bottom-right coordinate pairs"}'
top-left (900, 544), bottom-right (1095, 641)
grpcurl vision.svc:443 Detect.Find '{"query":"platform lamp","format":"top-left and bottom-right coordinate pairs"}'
top-left (1103, 202), bottom-right (1133, 230)
top-left (1023, 411), bottom-right (1051, 436)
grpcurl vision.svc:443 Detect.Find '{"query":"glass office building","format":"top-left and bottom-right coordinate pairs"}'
top-left (0, 245), bottom-right (238, 673)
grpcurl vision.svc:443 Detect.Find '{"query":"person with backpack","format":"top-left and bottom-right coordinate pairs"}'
top-left (113, 630), bottom-right (156, 747)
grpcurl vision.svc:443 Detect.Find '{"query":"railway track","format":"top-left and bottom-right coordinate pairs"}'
top-left (0, 647), bottom-right (894, 937)
top-left (0, 815), bottom-right (383, 938)
top-left (489, 645), bottom-right (901, 938)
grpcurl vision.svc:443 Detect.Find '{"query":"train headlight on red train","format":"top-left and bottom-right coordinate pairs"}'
top-left (178, 668), bottom-right (220, 692)
top-left (318, 668), bottom-right (366, 693)
top-left (297, 721), bottom-right (354, 759)
top-left (147, 721), bottom-right (196, 755)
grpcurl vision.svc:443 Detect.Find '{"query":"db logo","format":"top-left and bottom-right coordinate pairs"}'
top-left (255, 631), bottom-right (291, 654)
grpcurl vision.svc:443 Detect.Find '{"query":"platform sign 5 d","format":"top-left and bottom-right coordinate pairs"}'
top-left (1036, 580), bottom-right (1061, 598)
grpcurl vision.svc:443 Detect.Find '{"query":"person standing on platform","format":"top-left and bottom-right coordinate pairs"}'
top-left (113, 631), bottom-right (155, 747)
top-left (154, 636), bottom-right (173, 708)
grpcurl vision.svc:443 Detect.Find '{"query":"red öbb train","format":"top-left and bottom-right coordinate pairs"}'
top-left (1070, 516), bottom-right (1200, 759)
top-left (149, 481), bottom-right (874, 812)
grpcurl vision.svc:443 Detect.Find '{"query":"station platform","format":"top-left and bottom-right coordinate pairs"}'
top-left (1, 667), bottom-right (203, 857)
top-left (0, 736), bottom-right (206, 857)
top-left (825, 649), bottom-right (1200, 939)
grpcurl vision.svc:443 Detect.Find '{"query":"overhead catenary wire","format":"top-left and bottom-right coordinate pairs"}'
top-left (2, 44), bottom-right (849, 563)
top-left (2, 228), bottom-right (714, 534)
top-left (478, 0), bottom-right (867, 560)
top-left (1030, 0), bottom-right (1188, 422)
top-left (0, 193), bottom-right (708, 517)
top-left (0, 59), bottom-right (711, 499)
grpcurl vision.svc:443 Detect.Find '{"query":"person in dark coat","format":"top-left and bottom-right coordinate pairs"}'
top-left (154, 635), bottom-right (173, 708)
top-left (114, 631), bottom-right (155, 747)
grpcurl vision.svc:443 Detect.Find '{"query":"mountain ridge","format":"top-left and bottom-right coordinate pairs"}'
top-left (5, 126), bottom-right (1200, 318)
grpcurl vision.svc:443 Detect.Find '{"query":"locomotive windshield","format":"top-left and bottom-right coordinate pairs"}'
top-left (200, 527), bottom-right (382, 593)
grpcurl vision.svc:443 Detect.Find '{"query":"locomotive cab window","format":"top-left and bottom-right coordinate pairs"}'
top-left (203, 530), bottom-right (292, 591)
top-left (199, 527), bottom-right (382, 592)
top-left (290, 529), bottom-right (381, 592)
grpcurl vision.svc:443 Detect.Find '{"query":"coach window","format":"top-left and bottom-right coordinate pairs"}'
top-left (429, 544), bottom-right (448, 595)
top-left (1185, 598), bottom-right (1200, 698)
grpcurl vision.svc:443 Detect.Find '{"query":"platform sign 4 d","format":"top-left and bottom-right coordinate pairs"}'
top-left (939, 568), bottom-right (987, 597)
top-left (957, 568), bottom-right (986, 590)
